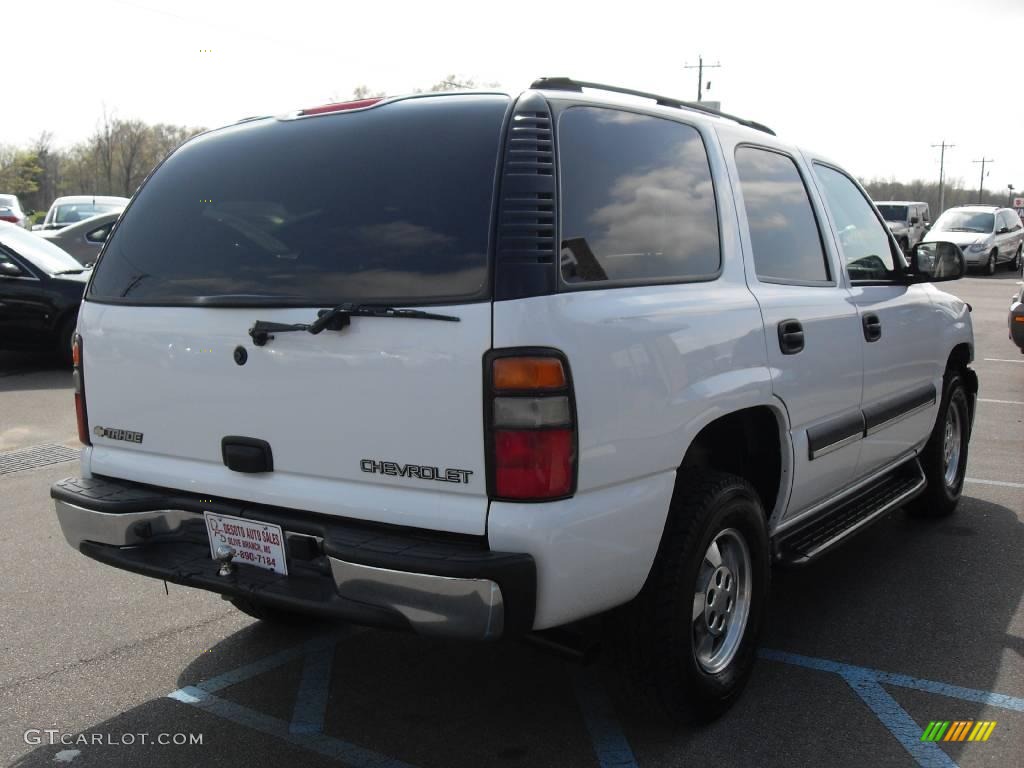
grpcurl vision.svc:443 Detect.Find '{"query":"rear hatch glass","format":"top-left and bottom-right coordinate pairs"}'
top-left (80, 94), bottom-right (509, 535)
top-left (89, 94), bottom-right (509, 305)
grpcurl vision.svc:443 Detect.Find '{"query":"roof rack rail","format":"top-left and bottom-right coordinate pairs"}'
top-left (529, 77), bottom-right (775, 136)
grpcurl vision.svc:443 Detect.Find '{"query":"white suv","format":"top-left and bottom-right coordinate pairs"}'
top-left (51, 78), bottom-right (977, 722)
top-left (876, 200), bottom-right (930, 253)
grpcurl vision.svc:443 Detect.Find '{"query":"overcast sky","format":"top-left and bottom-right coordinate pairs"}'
top-left (8, 0), bottom-right (1022, 196)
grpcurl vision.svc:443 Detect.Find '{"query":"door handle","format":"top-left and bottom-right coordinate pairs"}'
top-left (778, 319), bottom-right (805, 355)
top-left (863, 312), bottom-right (882, 342)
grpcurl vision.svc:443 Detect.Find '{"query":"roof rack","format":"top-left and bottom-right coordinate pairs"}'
top-left (529, 77), bottom-right (775, 136)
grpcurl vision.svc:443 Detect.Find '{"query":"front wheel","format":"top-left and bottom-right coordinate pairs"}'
top-left (908, 372), bottom-right (970, 518)
top-left (1010, 245), bottom-right (1022, 272)
top-left (616, 471), bottom-right (770, 723)
top-left (986, 250), bottom-right (997, 275)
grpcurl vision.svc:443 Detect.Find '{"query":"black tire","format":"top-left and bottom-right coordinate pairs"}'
top-left (908, 371), bottom-right (970, 518)
top-left (56, 314), bottom-right (77, 367)
top-left (615, 471), bottom-right (770, 723)
top-left (986, 250), bottom-right (997, 276)
top-left (1010, 245), bottom-right (1021, 272)
top-left (229, 596), bottom-right (325, 626)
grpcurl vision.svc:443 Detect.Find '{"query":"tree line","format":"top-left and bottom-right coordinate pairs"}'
top-left (0, 77), bottom-right (492, 214)
top-left (4, 80), bottom-right (1013, 219)
top-left (860, 177), bottom-right (1015, 216)
top-left (0, 112), bottom-right (203, 214)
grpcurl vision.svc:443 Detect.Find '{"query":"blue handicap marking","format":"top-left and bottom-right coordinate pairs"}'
top-left (760, 649), bottom-right (1024, 768)
top-left (168, 629), bottom-right (417, 768)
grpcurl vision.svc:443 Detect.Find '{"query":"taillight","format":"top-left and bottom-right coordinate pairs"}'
top-left (299, 97), bottom-right (384, 116)
top-left (486, 351), bottom-right (576, 501)
top-left (0, 215), bottom-right (18, 223)
top-left (72, 333), bottom-right (90, 445)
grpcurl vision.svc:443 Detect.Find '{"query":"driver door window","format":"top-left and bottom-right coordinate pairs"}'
top-left (812, 163), bottom-right (899, 281)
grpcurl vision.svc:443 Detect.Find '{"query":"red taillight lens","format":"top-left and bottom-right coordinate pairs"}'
top-left (487, 351), bottom-right (576, 501)
top-left (299, 97), bottom-right (383, 116)
top-left (72, 333), bottom-right (90, 445)
top-left (0, 215), bottom-right (18, 223)
top-left (494, 429), bottom-right (573, 499)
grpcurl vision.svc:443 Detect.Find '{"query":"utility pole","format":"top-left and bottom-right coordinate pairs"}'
top-left (1007, 184), bottom-right (1015, 207)
top-left (972, 157), bottom-right (994, 202)
top-left (683, 56), bottom-right (721, 102)
top-left (931, 141), bottom-right (954, 214)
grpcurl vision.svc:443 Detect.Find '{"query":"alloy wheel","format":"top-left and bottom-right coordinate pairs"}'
top-left (692, 528), bottom-right (752, 674)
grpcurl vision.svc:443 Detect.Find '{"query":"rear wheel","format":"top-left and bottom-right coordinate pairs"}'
top-left (229, 596), bottom-right (325, 626)
top-left (908, 371), bottom-right (970, 518)
top-left (616, 471), bottom-right (770, 723)
top-left (986, 250), bottom-right (997, 275)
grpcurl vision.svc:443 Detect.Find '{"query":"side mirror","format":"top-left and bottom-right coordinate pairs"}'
top-left (908, 241), bottom-right (965, 283)
top-left (910, 216), bottom-right (919, 225)
top-left (0, 261), bottom-right (24, 277)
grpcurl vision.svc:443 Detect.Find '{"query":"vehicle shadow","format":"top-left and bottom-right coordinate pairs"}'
top-left (7, 495), bottom-right (1022, 768)
top-left (0, 351), bottom-right (71, 392)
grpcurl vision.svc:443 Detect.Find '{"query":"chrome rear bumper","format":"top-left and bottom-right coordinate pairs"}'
top-left (53, 495), bottom-right (523, 640)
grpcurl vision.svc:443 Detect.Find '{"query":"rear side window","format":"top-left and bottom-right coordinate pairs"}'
top-left (89, 95), bottom-right (509, 305)
top-left (734, 146), bottom-right (830, 283)
top-left (558, 107), bottom-right (720, 284)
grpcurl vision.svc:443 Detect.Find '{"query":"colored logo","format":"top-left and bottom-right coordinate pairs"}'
top-left (921, 721), bottom-right (996, 742)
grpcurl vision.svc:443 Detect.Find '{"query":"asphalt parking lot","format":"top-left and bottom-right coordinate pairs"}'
top-left (1, 273), bottom-right (1021, 768)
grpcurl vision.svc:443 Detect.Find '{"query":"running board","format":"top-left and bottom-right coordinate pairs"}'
top-left (775, 459), bottom-right (926, 565)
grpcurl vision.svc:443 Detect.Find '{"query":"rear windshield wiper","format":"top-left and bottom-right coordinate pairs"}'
top-left (248, 303), bottom-right (460, 347)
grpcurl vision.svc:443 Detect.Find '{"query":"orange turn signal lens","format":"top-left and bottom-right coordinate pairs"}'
top-left (493, 357), bottom-right (566, 391)
top-left (71, 333), bottom-right (81, 367)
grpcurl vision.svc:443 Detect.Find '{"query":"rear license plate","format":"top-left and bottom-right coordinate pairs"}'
top-left (204, 511), bottom-right (288, 575)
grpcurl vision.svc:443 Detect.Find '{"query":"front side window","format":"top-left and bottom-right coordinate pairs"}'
top-left (558, 107), bottom-right (720, 284)
top-left (734, 146), bottom-right (829, 283)
top-left (86, 223), bottom-right (113, 243)
top-left (812, 163), bottom-right (897, 281)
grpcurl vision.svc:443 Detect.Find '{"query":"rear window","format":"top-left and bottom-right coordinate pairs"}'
top-left (55, 203), bottom-right (121, 224)
top-left (89, 95), bottom-right (509, 305)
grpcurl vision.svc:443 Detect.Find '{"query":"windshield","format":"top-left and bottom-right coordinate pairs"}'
top-left (876, 204), bottom-right (908, 222)
top-left (0, 195), bottom-right (16, 208)
top-left (54, 202), bottom-right (123, 225)
top-left (934, 210), bottom-right (994, 233)
top-left (0, 224), bottom-right (86, 274)
top-left (89, 95), bottom-right (509, 305)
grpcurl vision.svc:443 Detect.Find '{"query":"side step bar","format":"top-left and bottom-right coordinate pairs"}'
top-left (775, 459), bottom-right (926, 565)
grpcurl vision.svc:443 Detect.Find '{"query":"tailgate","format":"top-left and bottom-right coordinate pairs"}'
top-left (79, 302), bottom-right (491, 535)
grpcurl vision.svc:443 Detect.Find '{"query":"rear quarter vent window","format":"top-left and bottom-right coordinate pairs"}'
top-left (88, 95), bottom-right (510, 305)
top-left (557, 107), bottom-right (721, 285)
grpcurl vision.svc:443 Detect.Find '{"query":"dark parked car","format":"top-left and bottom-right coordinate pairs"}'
top-left (1010, 284), bottom-right (1024, 353)
top-left (0, 222), bottom-right (90, 364)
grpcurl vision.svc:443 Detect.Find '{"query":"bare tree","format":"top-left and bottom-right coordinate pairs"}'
top-left (116, 119), bottom-right (149, 197)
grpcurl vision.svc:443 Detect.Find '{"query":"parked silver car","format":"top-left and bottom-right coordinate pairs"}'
top-left (34, 195), bottom-right (128, 232)
top-left (35, 211), bottom-right (120, 265)
top-left (923, 205), bottom-right (1024, 274)
top-left (0, 194), bottom-right (33, 229)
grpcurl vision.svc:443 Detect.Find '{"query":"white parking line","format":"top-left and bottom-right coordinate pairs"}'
top-left (978, 398), bottom-right (1024, 405)
top-left (964, 477), bottom-right (1024, 489)
top-left (983, 358), bottom-right (1024, 364)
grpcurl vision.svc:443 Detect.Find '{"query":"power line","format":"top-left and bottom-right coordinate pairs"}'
top-left (931, 141), bottom-right (954, 214)
top-left (972, 157), bottom-right (994, 202)
top-left (683, 56), bottom-right (721, 102)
